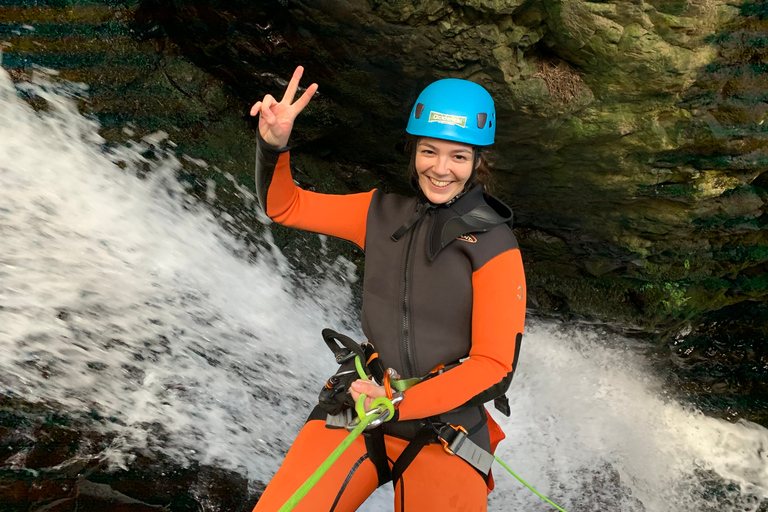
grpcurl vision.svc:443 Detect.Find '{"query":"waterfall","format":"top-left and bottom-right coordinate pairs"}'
top-left (1, 66), bottom-right (766, 512)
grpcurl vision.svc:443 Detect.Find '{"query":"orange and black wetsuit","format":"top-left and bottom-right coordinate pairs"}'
top-left (252, 132), bottom-right (526, 512)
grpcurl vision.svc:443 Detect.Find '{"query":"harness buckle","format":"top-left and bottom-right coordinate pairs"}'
top-left (438, 424), bottom-right (468, 456)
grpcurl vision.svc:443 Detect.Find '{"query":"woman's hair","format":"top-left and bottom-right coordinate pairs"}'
top-left (405, 135), bottom-right (495, 194)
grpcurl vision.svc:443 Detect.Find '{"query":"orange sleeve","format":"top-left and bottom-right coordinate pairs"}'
top-left (396, 248), bottom-right (526, 421)
top-left (267, 152), bottom-right (374, 250)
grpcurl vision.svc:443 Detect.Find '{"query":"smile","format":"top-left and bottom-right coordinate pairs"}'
top-left (428, 177), bottom-right (452, 188)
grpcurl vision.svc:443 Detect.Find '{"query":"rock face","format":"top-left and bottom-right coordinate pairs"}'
top-left (0, 396), bottom-right (260, 511)
top-left (129, 0), bottom-right (768, 417)
top-left (129, 0), bottom-right (767, 342)
top-left (2, 0), bottom-right (766, 415)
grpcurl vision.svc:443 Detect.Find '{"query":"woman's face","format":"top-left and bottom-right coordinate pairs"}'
top-left (415, 137), bottom-right (474, 204)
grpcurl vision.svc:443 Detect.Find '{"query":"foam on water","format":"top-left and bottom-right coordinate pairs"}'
top-left (1, 66), bottom-right (767, 512)
top-left (0, 65), bottom-right (344, 475)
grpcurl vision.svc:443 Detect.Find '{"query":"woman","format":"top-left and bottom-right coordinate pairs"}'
top-left (250, 66), bottom-right (526, 512)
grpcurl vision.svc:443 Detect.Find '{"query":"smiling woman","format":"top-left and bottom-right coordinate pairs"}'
top-left (414, 137), bottom-right (474, 204)
top-left (250, 66), bottom-right (526, 512)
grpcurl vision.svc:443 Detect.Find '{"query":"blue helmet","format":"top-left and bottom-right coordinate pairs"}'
top-left (406, 79), bottom-right (495, 146)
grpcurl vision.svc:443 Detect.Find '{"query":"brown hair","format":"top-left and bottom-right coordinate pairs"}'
top-left (405, 135), bottom-right (495, 194)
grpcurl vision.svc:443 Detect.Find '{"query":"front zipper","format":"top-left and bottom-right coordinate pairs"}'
top-left (401, 210), bottom-right (428, 378)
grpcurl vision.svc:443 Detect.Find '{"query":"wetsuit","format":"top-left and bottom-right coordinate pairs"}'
top-left (252, 132), bottom-right (526, 512)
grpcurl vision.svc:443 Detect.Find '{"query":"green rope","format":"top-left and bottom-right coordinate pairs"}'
top-left (277, 357), bottom-right (394, 512)
top-left (353, 355), bottom-right (393, 425)
top-left (276, 400), bottom-right (372, 512)
top-left (278, 354), bottom-right (569, 512)
top-left (494, 455), bottom-right (570, 512)
top-left (354, 355), bottom-right (368, 380)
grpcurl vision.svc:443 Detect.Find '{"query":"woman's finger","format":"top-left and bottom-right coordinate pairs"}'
top-left (351, 379), bottom-right (386, 398)
top-left (261, 94), bottom-right (277, 124)
top-left (281, 66), bottom-right (304, 106)
top-left (290, 82), bottom-right (318, 114)
top-left (249, 101), bottom-right (261, 117)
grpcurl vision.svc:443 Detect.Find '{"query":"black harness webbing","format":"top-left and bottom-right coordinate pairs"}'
top-left (390, 427), bottom-right (436, 486)
top-left (383, 410), bottom-right (491, 487)
top-left (436, 424), bottom-right (495, 477)
top-left (363, 428), bottom-right (392, 487)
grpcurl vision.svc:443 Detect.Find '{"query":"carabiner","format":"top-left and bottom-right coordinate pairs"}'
top-left (346, 394), bottom-right (403, 432)
top-left (346, 405), bottom-right (392, 431)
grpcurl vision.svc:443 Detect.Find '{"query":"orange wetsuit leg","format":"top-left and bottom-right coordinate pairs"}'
top-left (254, 420), bottom-right (488, 512)
top-left (252, 420), bottom-right (380, 512)
top-left (384, 437), bottom-right (488, 512)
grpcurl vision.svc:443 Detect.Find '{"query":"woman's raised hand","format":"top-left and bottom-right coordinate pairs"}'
top-left (250, 66), bottom-right (318, 149)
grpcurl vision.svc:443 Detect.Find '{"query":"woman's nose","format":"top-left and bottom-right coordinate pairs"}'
top-left (434, 156), bottom-right (450, 175)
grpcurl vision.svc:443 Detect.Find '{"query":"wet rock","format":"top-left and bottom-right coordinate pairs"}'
top-left (5, 0), bottom-right (764, 345)
top-left (0, 396), bottom-right (260, 512)
top-left (2, 0), bottom-right (767, 423)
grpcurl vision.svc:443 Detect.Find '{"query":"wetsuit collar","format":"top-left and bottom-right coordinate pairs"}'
top-left (426, 186), bottom-right (513, 261)
top-left (390, 186), bottom-right (514, 261)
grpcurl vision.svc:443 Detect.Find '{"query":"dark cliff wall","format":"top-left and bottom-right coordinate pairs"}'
top-left (132, 0), bottom-right (768, 419)
top-left (2, 0), bottom-right (767, 419)
top-left (131, 0), bottom-right (768, 335)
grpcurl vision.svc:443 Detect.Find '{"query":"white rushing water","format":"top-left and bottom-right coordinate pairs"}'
top-left (1, 66), bottom-right (767, 512)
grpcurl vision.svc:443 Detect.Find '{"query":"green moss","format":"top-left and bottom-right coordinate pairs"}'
top-left (739, 274), bottom-right (768, 293)
top-left (741, 0), bottom-right (768, 19)
top-left (641, 259), bottom-right (693, 281)
top-left (712, 244), bottom-right (768, 263)
top-left (650, 0), bottom-right (690, 16)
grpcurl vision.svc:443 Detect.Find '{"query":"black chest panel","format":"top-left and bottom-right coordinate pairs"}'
top-left (361, 189), bottom-right (516, 379)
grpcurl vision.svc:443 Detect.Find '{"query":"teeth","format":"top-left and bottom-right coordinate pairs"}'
top-left (429, 177), bottom-right (450, 187)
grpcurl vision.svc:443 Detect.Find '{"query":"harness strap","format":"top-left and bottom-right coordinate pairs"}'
top-left (390, 426), bottom-right (436, 486)
top-left (363, 427), bottom-right (392, 487)
top-left (390, 377), bottom-right (422, 392)
top-left (389, 409), bottom-right (491, 485)
top-left (465, 407), bottom-right (489, 436)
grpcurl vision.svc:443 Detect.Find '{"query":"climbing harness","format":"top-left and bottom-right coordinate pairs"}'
top-left (317, 329), bottom-right (417, 417)
top-left (275, 329), bottom-right (571, 512)
top-left (277, 345), bottom-right (396, 512)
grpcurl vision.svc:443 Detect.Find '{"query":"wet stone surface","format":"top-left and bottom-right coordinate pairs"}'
top-left (0, 396), bottom-right (261, 512)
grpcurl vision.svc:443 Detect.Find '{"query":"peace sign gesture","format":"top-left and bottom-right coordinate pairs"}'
top-left (250, 66), bottom-right (318, 149)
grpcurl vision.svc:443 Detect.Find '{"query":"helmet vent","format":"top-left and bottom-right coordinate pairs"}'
top-left (415, 103), bottom-right (425, 119)
top-left (477, 113), bottom-right (488, 129)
